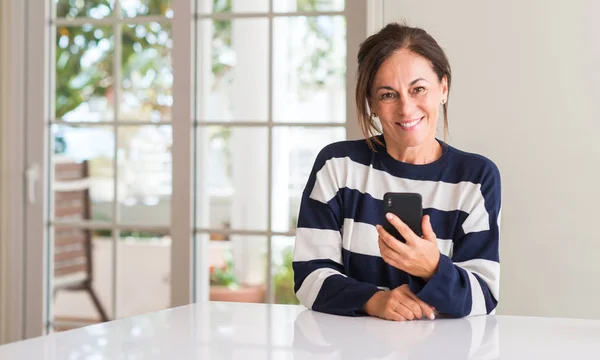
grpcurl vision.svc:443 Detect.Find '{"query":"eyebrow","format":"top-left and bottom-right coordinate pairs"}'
top-left (376, 78), bottom-right (428, 92)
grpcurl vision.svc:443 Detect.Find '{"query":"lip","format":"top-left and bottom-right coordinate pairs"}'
top-left (395, 117), bottom-right (424, 131)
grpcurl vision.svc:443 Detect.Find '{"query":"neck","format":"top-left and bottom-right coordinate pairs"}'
top-left (385, 137), bottom-right (442, 165)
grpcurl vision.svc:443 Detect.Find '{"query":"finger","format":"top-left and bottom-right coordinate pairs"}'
top-left (383, 309), bottom-right (406, 322)
top-left (376, 225), bottom-right (409, 254)
top-left (406, 293), bottom-right (436, 320)
top-left (378, 237), bottom-right (402, 269)
top-left (404, 299), bottom-right (423, 319)
top-left (421, 215), bottom-right (437, 242)
top-left (400, 285), bottom-right (436, 320)
top-left (385, 213), bottom-right (420, 245)
top-left (393, 302), bottom-right (415, 321)
top-left (387, 313), bottom-right (407, 322)
top-left (393, 291), bottom-right (422, 319)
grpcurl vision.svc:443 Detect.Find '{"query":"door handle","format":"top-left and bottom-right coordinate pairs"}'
top-left (25, 163), bottom-right (39, 204)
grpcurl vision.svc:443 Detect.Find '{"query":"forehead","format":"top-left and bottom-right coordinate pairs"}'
top-left (373, 49), bottom-right (436, 86)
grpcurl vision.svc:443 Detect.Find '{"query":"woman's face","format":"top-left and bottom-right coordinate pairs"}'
top-left (370, 49), bottom-right (448, 149)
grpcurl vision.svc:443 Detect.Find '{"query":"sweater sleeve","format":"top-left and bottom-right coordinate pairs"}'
top-left (292, 147), bottom-right (380, 316)
top-left (414, 162), bottom-right (502, 317)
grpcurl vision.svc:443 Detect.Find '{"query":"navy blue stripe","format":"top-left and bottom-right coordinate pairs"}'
top-left (416, 255), bottom-right (473, 317)
top-left (295, 250), bottom-right (423, 291)
top-left (426, 208), bottom-right (470, 240)
top-left (312, 275), bottom-right (380, 316)
top-left (318, 136), bottom-right (499, 185)
top-left (296, 197), bottom-right (341, 231)
top-left (302, 187), bottom-right (469, 241)
top-left (473, 273), bottom-right (498, 314)
top-left (343, 248), bottom-right (415, 288)
top-left (452, 230), bottom-right (500, 263)
top-left (452, 265), bottom-right (474, 317)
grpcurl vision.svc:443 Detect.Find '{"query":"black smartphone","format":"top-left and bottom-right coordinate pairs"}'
top-left (382, 192), bottom-right (423, 243)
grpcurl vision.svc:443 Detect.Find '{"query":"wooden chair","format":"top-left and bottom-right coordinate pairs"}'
top-left (53, 159), bottom-right (109, 322)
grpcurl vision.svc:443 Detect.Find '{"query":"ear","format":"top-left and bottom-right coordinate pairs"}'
top-left (367, 100), bottom-right (377, 117)
top-left (440, 75), bottom-right (449, 103)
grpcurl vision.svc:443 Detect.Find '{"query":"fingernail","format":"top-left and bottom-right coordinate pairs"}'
top-left (429, 313), bottom-right (436, 320)
top-left (386, 213), bottom-right (394, 220)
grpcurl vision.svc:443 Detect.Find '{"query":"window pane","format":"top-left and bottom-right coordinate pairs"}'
top-left (53, 125), bottom-right (115, 222)
top-left (273, 0), bottom-right (345, 12)
top-left (121, 0), bottom-right (173, 18)
top-left (118, 125), bottom-right (172, 226)
top-left (195, 19), bottom-right (268, 122)
top-left (196, 0), bottom-right (268, 14)
top-left (195, 126), bottom-right (268, 231)
top-left (196, 126), bottom-right (268, 231)
top-left (56, 26), bottom-right (114, 122)
top-left (121, 23), bottom-right (173, 122)
top-left (52, 227), bottom-right (114, 330)
top-left (272, 236), bottom-right (297, 304)
top-left (271, 127), bottom-right (345, 232)
top-left (273, 16), bottom-right (346, 122)
top-left (208, 235), bottom-right (267, 303)
top-left (117, 232), bottom-right (171, 317)
top-left (273, 16), bottom-right (346, 123)
top-left (56, 0), bottom-right (115, 19)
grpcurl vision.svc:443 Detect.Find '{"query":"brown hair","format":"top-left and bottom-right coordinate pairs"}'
top-left (355, 22), bottom-right (452, 150)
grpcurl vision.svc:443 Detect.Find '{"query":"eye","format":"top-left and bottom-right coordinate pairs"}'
top-left (380, 93), bottom-right (396, 100)
top-left (413, 86), bottom-right (426, 94)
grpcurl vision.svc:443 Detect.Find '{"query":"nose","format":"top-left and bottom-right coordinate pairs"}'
top-left (397, 94), bottom-right (417, 116)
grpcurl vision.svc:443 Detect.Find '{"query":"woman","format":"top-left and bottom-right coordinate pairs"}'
top-left (292, 23), bottom-right (501, 321)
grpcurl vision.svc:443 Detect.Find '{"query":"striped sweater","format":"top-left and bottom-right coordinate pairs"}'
top-left (292, 136), bottom-right (501, 318)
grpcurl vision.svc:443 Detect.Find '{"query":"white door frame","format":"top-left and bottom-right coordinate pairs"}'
top-left (0, 0), bottom-right (26, 345)
top-left (170, 0), bottom-right (194, 307)
top-left (23, 0), bottom-right (50, 339)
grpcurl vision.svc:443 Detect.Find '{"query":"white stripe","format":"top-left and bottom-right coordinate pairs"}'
top-left (296, 268), bottom-right (345, 309)
top-left (294, 227), bottom-right (342, 265)
top-left (310, 157), bottom-right (490, 234)
top-left (341, 220), bottom-right (378, 256)
top-left (341, 219), bottom-right (455, 258)
top-left (461, 269), bottom-right (488, 316)
top-left (454, 259), bottom-right (500, 301)
top-left (437, 239), bottom-right (454, 258)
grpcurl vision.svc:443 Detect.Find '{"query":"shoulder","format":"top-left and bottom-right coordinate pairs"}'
top-left (313, 138), bottom-right (374, 168)
top-left (445, 143), bottom-right (501, 186)
top-left (317, 138), bottom-right (373, 159)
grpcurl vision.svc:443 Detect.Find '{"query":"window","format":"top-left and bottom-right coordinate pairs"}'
top-left (192, 0), bottom-right (348, 305)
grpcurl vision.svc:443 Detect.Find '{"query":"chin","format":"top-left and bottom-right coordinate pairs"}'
top-left (394, 132), bottom-right (429, 148)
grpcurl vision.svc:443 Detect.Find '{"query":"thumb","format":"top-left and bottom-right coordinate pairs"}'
top-left (422, 215), bottom-right (437, 242)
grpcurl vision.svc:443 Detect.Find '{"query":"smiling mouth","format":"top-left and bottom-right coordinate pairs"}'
top-left (396, 117), bottom-right (424, 130)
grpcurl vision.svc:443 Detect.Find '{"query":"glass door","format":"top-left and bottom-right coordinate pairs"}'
top-left (46, 0), bottom-right (176, 332)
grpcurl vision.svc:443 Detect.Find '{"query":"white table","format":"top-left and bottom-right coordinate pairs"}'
top-left (1, 302), bottom-right (599, 359)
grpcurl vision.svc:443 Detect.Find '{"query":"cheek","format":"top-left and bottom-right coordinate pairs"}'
top-left (422, 99), bottom-right (440, 122)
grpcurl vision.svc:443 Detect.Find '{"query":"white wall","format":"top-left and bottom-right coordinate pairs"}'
top-left (382, 0), bottom-right (600, 320)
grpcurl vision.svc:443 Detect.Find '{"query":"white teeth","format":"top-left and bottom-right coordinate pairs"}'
top-left (399, 119), bottom-right (421, 128)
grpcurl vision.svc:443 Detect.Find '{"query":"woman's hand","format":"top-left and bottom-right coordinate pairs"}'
top-left (376, 213), bottom-right (441, 280)
top-left (363, 285), bottom-right (436, 321)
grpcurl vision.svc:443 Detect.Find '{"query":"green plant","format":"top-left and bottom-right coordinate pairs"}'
top-left (274, 247), bottom-right (299, 305)
top-left (210, 255), bottom-right (239, 289)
